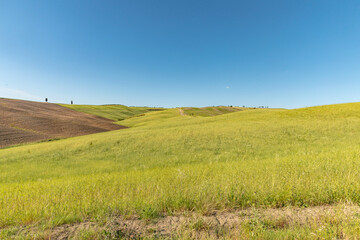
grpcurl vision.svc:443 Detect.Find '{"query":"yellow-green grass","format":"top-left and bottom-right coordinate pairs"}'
top-left (181, 106), bottom-right (248, 117)
top-left (59, 104), bottom-right (164, 121)
top-left (119, 108), bottom-right (181, 127)
top-left (2, 102), bottom-right (360, 234)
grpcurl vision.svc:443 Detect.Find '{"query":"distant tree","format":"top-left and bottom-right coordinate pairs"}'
top-left (71, 100), bottom-right (73, 104)
top-left (45, 98), bottom-right (48, 102)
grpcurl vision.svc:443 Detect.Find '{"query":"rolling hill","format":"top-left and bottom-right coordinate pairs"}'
top-left (180, 106), bottom-right (248, 117)
top-left (59, 103), bottom-right (164, 121)
top-left (2, 101), bottom-right (360, 238)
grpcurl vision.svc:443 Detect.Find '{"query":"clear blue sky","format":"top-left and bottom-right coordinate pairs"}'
top-left (1, 0), bottom-right (360, 108)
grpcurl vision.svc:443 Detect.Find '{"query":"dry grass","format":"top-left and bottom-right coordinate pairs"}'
top-left (4, 203), bottom-right (360, 239)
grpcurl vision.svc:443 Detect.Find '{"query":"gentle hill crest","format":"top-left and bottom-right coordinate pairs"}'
top-left (180, 106), bottom-right (250, 117)
top-left (60, 104), bottom-right (164, 121)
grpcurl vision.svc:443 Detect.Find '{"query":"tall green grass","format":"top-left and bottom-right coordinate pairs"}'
top-left (2, 103), bottom-right (360, 228)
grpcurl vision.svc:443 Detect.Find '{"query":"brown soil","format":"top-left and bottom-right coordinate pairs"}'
top-left (0, 98), bottom-right (126, 148)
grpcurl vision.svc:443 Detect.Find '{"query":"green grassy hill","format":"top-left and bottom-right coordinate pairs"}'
top-left (59, 104), bottom-right (164, 121)
top-left (2, 103), bottom-right (360, 238)
top-left (181, 106), bottom-right (248, 117)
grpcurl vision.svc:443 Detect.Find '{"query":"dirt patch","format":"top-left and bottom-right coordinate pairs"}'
top-left (178, 108), bottom-right (185, 116)
top-left (0, 98), bottom-right (126, 148)
top-left (15, 204), bottom-right (360, 239)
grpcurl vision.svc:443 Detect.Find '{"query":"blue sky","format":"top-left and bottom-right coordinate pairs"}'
top-left (1, 0), bottom-right (360, 108)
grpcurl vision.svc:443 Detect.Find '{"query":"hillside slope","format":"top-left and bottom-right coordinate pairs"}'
top-left (60, 104), bottom-right (164, 121)
top-left (181, 106), bottom-right (247, 116)
top-left (0, 98), bottom-right (125, 148)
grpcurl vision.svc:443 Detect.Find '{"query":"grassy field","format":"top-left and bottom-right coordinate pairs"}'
top-left (181, 106), bottom-right (247, 117)
top-left (2, 103), bottom-right (360, 238)
top-left (59, 104), bottom-right (164, 121)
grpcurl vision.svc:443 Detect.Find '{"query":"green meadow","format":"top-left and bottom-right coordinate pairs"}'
top-left (181, 106), bottom-right (246, 117)
top-left (3, 103), bottom-right (360, 238)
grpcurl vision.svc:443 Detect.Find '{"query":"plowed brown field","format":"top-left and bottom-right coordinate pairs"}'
top-left (0, 98), bottom-right (126, 148)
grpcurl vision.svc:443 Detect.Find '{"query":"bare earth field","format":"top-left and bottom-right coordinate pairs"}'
top-left (0, 98), bottom-right (125, 148)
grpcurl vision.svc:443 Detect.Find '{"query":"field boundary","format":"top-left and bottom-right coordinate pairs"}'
top-left (7, 204), bottom-right (360, 239)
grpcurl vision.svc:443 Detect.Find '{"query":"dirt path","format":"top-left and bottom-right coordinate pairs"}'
top-left (0, 98), bottom-right (126, 148)
top-left (178, 108), bottom-right (185, 116)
